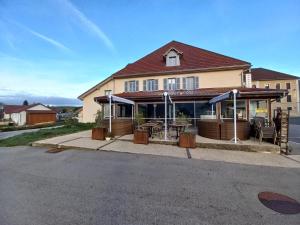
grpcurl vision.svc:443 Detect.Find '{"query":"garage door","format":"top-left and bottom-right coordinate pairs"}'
top-left (27, 111), bottom-right (56, 125)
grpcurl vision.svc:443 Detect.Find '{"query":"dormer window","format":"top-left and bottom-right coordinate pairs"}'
top-left (164, 48), bottom-right (182, 67)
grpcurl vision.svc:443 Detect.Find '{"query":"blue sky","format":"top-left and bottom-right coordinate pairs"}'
top-left (0, 0), bottom-right (299, 105)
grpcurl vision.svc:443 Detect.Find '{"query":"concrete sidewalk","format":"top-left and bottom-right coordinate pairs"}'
top-left (32, 130), bottom-right (300, 168)
top-left (33, 130), bottom-right (113, 150)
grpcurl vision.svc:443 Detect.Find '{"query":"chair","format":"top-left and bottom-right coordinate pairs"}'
top-left (253, 117), bottom-right (277, 144)
top-left (152, 123), bottom-right (163, 139)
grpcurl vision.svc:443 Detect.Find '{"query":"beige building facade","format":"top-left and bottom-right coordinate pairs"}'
top-left (252, 68), bottom-right (300, 116)
top-left (79, 41), bottom-right (286, 123)
top-left (80, 69), bottom-right (245, 122)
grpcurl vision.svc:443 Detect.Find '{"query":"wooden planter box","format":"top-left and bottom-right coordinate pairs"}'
top-left (92, 127), bottom-right (107, 140)
top-left (179, 133), bottom-right (196, 148)
top-left (134, 130), bottom-right (149, 145)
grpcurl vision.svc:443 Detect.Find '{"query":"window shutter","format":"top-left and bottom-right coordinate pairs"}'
top-left (135, 80), bottom-right (139, 91)
top-left (176, 78), bottom-right (180, 90)
top-left (155, 79), bottom-right (158, 90)
top-left (194, 76), bottom-right (199, 89)
top-left (143, 80), bottom-right (147, 91)
top-left (124, 81), bottom-right (128, 92)
top-left (183, 78), bottom-right (186, 90)
top-left (163, 78), bottom-right (167, 90)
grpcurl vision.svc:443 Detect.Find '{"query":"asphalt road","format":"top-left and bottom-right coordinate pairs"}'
top-left (0, 147), bottom-right (299, 225)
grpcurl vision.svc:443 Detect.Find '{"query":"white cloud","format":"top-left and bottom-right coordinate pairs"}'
top-left (26, 28), bottom-right (71, 52)
top-left (61, 0), bottom-right (115, 51)
top-left (9, 20), bottom-right (71, 52)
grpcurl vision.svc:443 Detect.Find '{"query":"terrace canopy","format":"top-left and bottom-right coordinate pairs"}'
top-left (209, 89), bottom-right (240, 143)
top-left (105, 95), bottom-right (135, 133)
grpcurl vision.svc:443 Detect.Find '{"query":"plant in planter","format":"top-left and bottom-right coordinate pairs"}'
top-left (91, 110), bottom-right (107, 140)
top-left (105, 131), bottom-right (114, 141)
top-left (134, 112), bottom-right (145, 130)
top-left (176, 112), bottom-right (191, 126)
top-left (179, 131), bottom-right (196, 148)
top-left (133, 112), bottom-right (148, 144)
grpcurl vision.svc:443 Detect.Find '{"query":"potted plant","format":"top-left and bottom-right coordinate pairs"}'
top-left (179, 132), bottom-right (196, 148)
top-left (105, 131), bottom-right (114, 141)
top-left (92, 110), bottom-right (107, 140)
top-left (134, 112), bottom-right (145, 129)
top-left (133, 113), bottom-right (148, 144)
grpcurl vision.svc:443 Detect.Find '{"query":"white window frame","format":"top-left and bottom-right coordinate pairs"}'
top-left (129, 81), bottom-right (136, 92)
top-left (104, 90), bottom-right (112, 96)
top-left (146, 79), bottom-right (157, 91)
top-left (168, 78), bottom-right (176, 90)
top-left (186, 77), bottom-right (195, 90)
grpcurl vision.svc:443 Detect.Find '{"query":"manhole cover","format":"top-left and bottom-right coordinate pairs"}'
top-left (258, 192), bottom-right (300, 214)
top-left (46, 147), bottom-right (65, 153)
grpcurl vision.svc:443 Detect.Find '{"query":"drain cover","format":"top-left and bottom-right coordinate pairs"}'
top-left (258, 192), bottom-right (300, 214)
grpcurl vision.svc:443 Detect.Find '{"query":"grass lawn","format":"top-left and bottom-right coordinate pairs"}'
top-left (0, 123), bottom-right (94, 147)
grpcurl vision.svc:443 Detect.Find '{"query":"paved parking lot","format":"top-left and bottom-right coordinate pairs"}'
top-left (0, 146), bottom-right (299, 225)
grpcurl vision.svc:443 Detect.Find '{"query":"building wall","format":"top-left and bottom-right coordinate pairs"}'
top-left (81, 69), bottom-right (244, 122)
top-left (255, 79), bottom-right (300, 116)
top-left (82, 80), bottom-right (115, 122)
top-left (3, 113), bottom-right (10, 120)
top-left (10, 111), bottom-right (26, 126)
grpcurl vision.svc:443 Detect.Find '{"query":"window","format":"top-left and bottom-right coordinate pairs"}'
top-left (165, 50), bottom-right (180, 67)
top-left (276, 83), bottom-right (280, 89)
top-left (287, 95), bottom-right (292, 102)
top-left (287, 107), bottom-right (292, 111)
top-left (168, 78), bottom-right (176, 90)
top-left (163, 78), bottom-right (180, 90)
top-left (264, 84), bottom-right (270, 89)
top-left (221, 100), bottom-right (246, 119)
top-left (125, 80), bottom-right (139, 92)
top-left (144, 79), bottom-right (158, 91)
top-left (104, 90), bottom-right (112, 96)
top-left (286, 83), bottom-right (291, 89)
top-left (116, 104), bottom-right (132, 118)
top-left (103, 104), bottom-right (113, 118)
top-left (249, 99), bottom-right (268, 119)
top-left (183, 76), bottom-right (199, 90)
top-left (168, 56), bottom-right (177, 66)
top-left (186, 77), bottom-right (194, 90)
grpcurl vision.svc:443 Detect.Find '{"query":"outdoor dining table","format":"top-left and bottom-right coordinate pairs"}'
top-left (169, 123), bottom-right (192, 139)
top-left (140, 122), bottom-right (159, 138)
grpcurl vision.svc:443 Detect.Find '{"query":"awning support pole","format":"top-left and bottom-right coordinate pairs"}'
top-left (109, 94), bottom-right (112, 133)
top-left (164, 92), bottom-right (168, 141)
top-left (233, 89), bottom-right (237, 144)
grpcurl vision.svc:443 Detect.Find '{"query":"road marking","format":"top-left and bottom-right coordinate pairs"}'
top-left (186, 148), bottom-right (192, 159)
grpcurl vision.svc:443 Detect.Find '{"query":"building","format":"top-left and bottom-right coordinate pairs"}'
top-left (252, 68), bottom-right (300, 116)
top-left (79, 41), bottom-right (286, 124)
top-left (3, 103), bottom-right (57, 126)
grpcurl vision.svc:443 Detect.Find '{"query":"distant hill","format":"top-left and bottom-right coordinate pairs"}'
top-left (0, 95), bottom-right (82, 106)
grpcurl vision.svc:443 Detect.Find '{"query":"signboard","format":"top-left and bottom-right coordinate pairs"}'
top-left (256, 108), bottom-right (267, 113)
top-left (245, 73), bottom-right (252, 88)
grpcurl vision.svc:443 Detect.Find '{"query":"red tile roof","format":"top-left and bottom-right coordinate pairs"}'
top-left (95, 87), bottom-right (286, 103)
top-left (252, 68), bottom-right (299, 81)
top-left (3, 104), bottom-right (55, 114)
top-left (112, 41), bottom-right (251, 78)
top-left (3, 105), bottom-right (31, 114)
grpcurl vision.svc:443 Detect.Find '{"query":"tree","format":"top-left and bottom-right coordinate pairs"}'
top-left (23, 100), bottom-right (29, 106)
